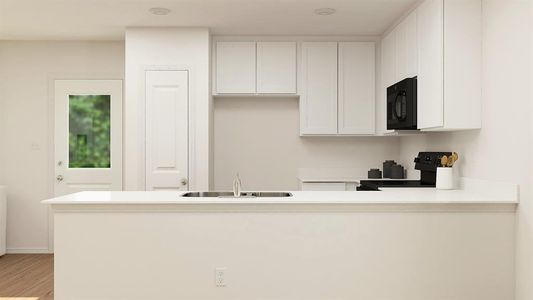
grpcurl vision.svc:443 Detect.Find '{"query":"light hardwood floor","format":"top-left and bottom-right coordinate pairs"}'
top-left (0, 254), bottom-right (54, 300)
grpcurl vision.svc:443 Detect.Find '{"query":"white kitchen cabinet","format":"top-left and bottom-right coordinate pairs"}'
top-left (417, 0), bottom-right (481, 130)
top-left (338, 42), bottom-right (376, 135)
top-left (417, 0), bottom-right (444, 129)
top-left (257, 42), bottom-right (297, 94)
top-left (382, 10), bottom-right (418, 88)
top-left (396, 10), bottom-right (418, 80)
top-left (215, 42), bottom-right (256, 94)
top-left (381, 29), bottom-right (397, 89)
top-left (299, 42), bottom-right (338, 135)
top-left (379, 29), bottom-right (397, 135)
top-left (378, 9), bottom-right (418, 136)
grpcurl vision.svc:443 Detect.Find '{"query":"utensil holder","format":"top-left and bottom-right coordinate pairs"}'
top-left (436, 167), bottom-right (454, 190)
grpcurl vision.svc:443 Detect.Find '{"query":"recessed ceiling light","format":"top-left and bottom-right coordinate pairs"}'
top-left (314, 8), bottom-right (336, 16)
top-left (149, 7), bottom-right (172, 16)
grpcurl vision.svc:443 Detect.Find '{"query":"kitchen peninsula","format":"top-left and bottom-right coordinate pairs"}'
top-left (44, 182), bottom-right (518, 300)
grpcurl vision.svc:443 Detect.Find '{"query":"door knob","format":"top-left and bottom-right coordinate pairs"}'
top-left (56, 175), bottom-right (64, 182)
top-left (180, 178), bottom-right (188, 186)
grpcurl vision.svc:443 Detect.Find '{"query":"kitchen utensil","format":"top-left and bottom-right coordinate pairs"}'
top-left (446, 155), bottom-right (454, 167)
top-left (441, 156), bottom-right (448, 167)
top-left (452, 152), bottom-right (459, 162)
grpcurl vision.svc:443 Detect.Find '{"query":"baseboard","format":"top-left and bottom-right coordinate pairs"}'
top-left (6, 248), bottom-right (52, 254)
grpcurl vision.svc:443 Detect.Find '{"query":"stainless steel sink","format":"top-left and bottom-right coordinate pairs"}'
top-left (180, 192), bottom-right (292, 198)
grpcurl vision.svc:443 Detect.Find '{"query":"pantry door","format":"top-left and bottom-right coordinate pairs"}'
top-left (54, 80), bottom-right (123, 197)
top-left (145, 70), bottom-right (189, 191)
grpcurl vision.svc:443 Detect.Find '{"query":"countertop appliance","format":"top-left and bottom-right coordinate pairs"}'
top-left (358, 152), bottom-right (451, 191)
top-left (387, 77), bottom-right (417, 130)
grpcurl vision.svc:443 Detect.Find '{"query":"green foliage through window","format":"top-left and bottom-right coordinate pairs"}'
top-left (69, 95), bottom-right (111, 168)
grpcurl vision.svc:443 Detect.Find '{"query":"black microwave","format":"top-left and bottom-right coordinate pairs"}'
top-left (387, 77), bottom-right (417, 130)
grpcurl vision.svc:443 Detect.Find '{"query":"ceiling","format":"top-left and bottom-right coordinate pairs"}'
top-left (0, 0), bottom-right (418, 40)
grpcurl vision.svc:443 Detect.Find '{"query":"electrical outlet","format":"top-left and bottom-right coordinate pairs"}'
top-left (215, 267), bottom-right (226, 287)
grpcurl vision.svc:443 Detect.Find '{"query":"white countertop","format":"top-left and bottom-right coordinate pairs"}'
top-left (42, 187), bottom-right (518, 206)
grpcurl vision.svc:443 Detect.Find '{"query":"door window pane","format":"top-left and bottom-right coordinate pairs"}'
top-left (69, 95), bottom-right (111, 168)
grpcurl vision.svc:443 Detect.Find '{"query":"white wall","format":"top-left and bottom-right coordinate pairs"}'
top-left (214, 97), bottom-right (400, 190)
top-left (397, 1), bottom-right (533, 299)
top-left (0, 41), bottom-right (124, 252)
top-left (124, 28), bottom-right (211, 191)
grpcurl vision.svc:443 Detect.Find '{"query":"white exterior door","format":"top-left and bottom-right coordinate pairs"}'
top-left (145, 70), bottom-right (189, 191)
top-left (54, 80), bottom-right (123, 197)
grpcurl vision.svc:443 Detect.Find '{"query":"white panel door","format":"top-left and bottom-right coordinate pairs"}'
top-left (216, 42), bottom-right (256, 94)
top-left (54, 80), bottom-right (123, 197)
top-left (338, 42), bottom-right (376, 135)
top-left (145, 70), bottom-right (189, 191)
top-left (417, 0), bottom-right (444, 129)
top-left (257, 42), bottom-right (297, 94)
top-left (300, 42), bottom-right (338, 135)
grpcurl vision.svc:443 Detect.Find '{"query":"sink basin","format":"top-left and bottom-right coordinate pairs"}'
top-left (180, 192), bottom-right (292, 198)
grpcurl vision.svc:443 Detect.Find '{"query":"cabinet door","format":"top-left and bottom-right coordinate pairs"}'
top-left (417, 0), bottom-right (444, 129)
top-left (300, 42), bottom-right (338, 135)
top-left (396, 11), bottom-right (418, 80)
top-left (338, 42), bottom-right (375, 135)
top-left (215, 42), bottom-right (256, 94)
top-left (442, 0), bottom-right (482, 130)
top-left (381, 29), bottom-right (397, 89)
top-left (380, 30), bottom-right (397, 135)
top-left (257, 42), bottom-right (297, 94)
top-left (404, 11), bottom-right (418, 78)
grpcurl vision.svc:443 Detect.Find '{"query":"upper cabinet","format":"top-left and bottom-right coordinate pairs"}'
top-left (215, 41), bottom-right (297, 94)
top-left (417, 0), bottom-right (444, 129)
top-left (380, 0), bottom-right (481, 132)
top-left (338, 42), bottom-right (376, 135)
top-left (299, 42), bottom-right (338, 135)
top-left (215, 42), bottom-right (256, 94)
top-left (379, 11), bottom-right (418, 135)
top-left (417, 0), bottom-right (481, 130)
top-left (214, 40), bottom-right (377, 136)
top-left (396, 11), bottom-right (418, 80)
top-left (257, 42), bottom-right (297, 94)
top-left (381, 11), bottom-right (418, 89)
top-left (300, 42), bottom-right (376, 136)
top-left (381, 28), bottom-right (397, 89)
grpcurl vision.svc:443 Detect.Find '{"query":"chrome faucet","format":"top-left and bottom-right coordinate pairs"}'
top-left (233, 173), bottom-right (242, 197)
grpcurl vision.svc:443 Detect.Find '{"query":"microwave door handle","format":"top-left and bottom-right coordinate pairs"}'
top-left (393, 92), bottom-right (401, 121)
top-left (394, 91), bottom-right (407, 121)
